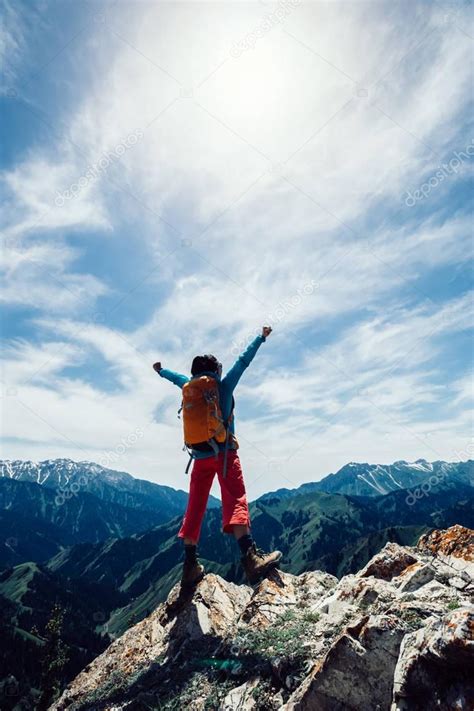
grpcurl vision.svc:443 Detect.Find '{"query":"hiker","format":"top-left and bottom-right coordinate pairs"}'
top-left (153, 326), bottom-right (282, 586)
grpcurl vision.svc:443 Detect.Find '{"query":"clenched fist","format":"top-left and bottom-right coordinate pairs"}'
top-left (153, 362), bottom-right (162, 373)
top-left (262, 326), bottom-right (273, 338)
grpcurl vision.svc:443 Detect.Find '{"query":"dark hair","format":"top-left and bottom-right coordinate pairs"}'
top-left (191, 354), bottom-right (220, 376)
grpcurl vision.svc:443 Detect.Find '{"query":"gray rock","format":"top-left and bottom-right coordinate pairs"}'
top-left (284, 614), bottom-right (407, 710)
top-left (219, 678), bottom-right (259, 710)
top-left (391, 607), bottom-right (474, 710)
top-left (397, 563), bottom-right (435, 593)
top-left (51, 526), bottom-right (474, 711)
top-left (449, 576), bottom-right (468, 590)
top-left (359, 542), bottom-right (418, 581)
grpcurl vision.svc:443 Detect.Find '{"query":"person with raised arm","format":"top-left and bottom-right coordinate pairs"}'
top-left (153, 326), bottom-right (282, 587)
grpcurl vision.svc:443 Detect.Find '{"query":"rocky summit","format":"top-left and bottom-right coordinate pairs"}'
top-left (51, 525), bottom-right (474, 711)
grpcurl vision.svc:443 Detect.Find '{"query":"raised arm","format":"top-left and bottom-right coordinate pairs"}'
top-left (153, 362), bottom-right (189, 389)
top-left (222, 326), bottom-right (272, 392)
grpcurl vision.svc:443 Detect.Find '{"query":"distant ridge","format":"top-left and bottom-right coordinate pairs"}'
top-left (259, 459), bottom-right (474, 499)
top-left (0, 457), bottom-right (220, 513)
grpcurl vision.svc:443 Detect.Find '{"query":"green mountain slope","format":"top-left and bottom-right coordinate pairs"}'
top-left (0, 562), bottom-right (123, 709)
top-left (47, 481), bottom-right (474, 638)
top-left (0, 478), bottom-right (178, 567)
top-left (2, 462), bottom-right (473, 706)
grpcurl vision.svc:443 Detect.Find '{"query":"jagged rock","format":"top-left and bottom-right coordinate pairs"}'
top-left (359, 542), bottom-right (418, 580)
top-left (397, 562), bottom-right (435, 593)
top-left (449, 576), bottom-right (468, 590)
top-left (241, 569), bottom-right (337, 628)
top-left (391, 607), bottom-right (474, 710)
top-left (417, 525), bottom-right (474, 578)
top-left (50, 575), bottom-right (252, 710)
top-left (160, 574), bottom-right (252, 651)
top-left (51, 526), bottom-right (473, 711)
top-left (316, 572), bottom-right (397, 614)
top-left (284, 614), bottom-right (407, 710)
top-left (219, 678), bottom-right (259, 710)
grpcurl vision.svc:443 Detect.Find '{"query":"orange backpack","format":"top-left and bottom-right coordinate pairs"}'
top-left (181, 376), bottom-right (228, 449)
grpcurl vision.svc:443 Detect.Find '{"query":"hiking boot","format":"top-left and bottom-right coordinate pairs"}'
top-left (181, 560), bottom-right (205, 588)
top-left (241, 544), bottom-right (282, 584)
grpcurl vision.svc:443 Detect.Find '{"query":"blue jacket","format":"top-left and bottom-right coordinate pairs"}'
top-left (158, 335), bottom-right (265, 458)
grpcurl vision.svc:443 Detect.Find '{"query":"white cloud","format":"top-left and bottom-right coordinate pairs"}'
top-left (2, 285), bottom-right (469, 497)
top-left (1, 153), bottom-right (111, 239)
top-left (0, 0), bottom-right (27, 92)
top-left (1, 339), bottom-right (85, 390)
top-left (1, 1), bottom-right (472, 496)
top-left (0, 239), bottom-right (109, 312)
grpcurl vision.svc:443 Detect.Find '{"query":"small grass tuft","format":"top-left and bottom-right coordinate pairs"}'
top-left (302, 611), bottom-right (320, 624)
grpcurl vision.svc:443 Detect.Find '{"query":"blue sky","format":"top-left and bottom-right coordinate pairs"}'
top-left (1, 0), bottom-right (473, 498)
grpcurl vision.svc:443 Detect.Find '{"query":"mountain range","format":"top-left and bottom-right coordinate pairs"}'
top-left (1, 457), bottom-right (472, 569)
top-left (0, 478), bottom-right (172, 567)
top-left (0, 458), bottom-right (220, 567)
top-left (0, 457), bottom-right (472, 708)
top-left (0, 457), bottom-right (220, 514)
top-left (41, 476), bottom-right (473, 635)
top-left (259, 458), bottom-right (474, 499)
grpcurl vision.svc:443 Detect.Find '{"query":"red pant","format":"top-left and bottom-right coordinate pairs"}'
top-left (178, 451), bottom-right (250, 542)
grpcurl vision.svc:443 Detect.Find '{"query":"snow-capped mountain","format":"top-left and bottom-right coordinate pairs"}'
top-left (0, 458), bottom-right (218, 514)
top-left (0, 459), bottom-right (222, 567)
top-left (260, 459), bottom-right (474, 499)
top-left (1, 458), bottom-right (131, 487)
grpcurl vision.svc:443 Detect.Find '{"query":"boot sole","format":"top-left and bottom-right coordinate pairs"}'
top-left (247, 554), bottom-right (282, 585)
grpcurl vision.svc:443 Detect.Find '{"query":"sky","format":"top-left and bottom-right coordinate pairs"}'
top-left (0, 0), bottom-right (473, 499)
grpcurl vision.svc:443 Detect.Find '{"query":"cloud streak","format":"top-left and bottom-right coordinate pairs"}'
top-left (0, 0), bottom-right (472, 497)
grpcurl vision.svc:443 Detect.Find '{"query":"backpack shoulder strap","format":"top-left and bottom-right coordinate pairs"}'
top-left (227, 395), bottom-right (235, 425)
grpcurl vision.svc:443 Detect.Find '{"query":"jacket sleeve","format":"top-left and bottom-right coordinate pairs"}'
top-left (222, 335), bottom-right (265, 392)
top-left (158, 369), bottom-right (189, 389)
